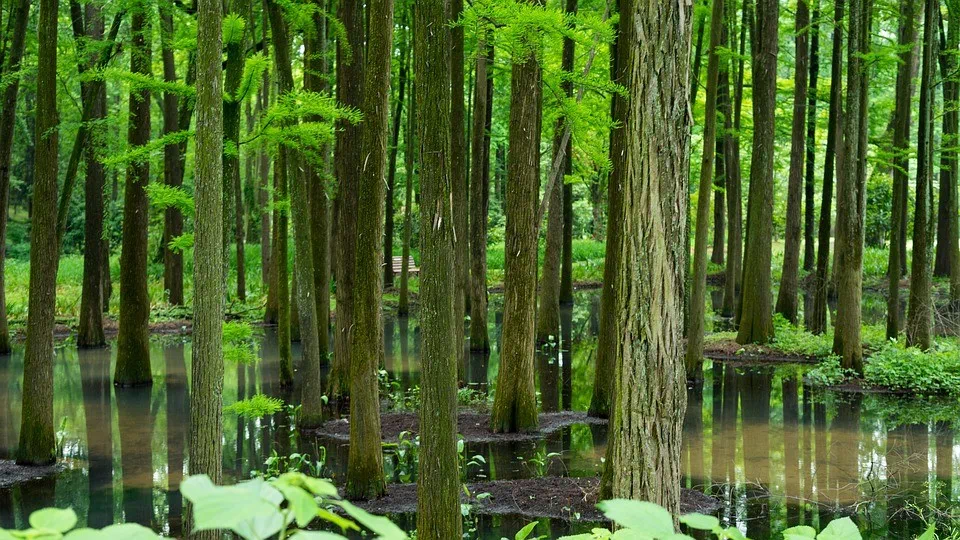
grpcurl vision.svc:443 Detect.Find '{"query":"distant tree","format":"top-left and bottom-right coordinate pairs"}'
top-left (383, 7), bottom-right (409, 290)
top-left (469, 27), bottom-right (493, 352)
top-left (720, 0), bottom-right (745, 319)
top-left (803, 0), bottom-right (821, 272)
top-left (451, 0), bottom-right (469, 378)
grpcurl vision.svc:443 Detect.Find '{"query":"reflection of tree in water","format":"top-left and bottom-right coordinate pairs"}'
top-left (885, 418), bottom-right (931, 537)
top-left (0, 353), bottom-right (17, 528)
top-left (740, 369), bottom-right (771, 539)
top-left (683, 380), bottom-right (704, 490)
top-left (826, 394), bottom-right (861, 526)
top-left (79, 347), bottom-right (114, 529)
top-left (164, 343), bottom-right (188, 536)
top-left (782, 372), bottom-right (800, 523)
top-left (115, 384), bottom-right (156, 528)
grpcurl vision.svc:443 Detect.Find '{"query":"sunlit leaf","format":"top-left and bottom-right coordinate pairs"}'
top-left (597, 500), bottom-right (673, 537)
top-left (29, 508), bottom-right (77, 533)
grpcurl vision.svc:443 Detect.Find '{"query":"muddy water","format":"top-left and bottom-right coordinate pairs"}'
top-left (0, 290), bottom-right (957, 538)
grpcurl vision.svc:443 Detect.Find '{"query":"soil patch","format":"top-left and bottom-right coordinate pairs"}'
top-left (311, 411), bottom-right (606, 443)
top-left (352, 477), bottom-right (720, 521)
top-left (704, 339), bottom-right (818, 365)
top-left (0, 460), bottom-right (59, 489)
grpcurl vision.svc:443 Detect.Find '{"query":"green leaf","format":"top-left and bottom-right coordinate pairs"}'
top-left (782, 525), bottom-right (817, 539)
top-left (289, 532), bottom-right (349, 540)
top-left (29, 508), bottom-right (77, 533)
top-left (66, 524), bottom-right (160, 540)
top-left (336, 500), bottom-right (408, 539)
top-left (817, 518), bottom-right (862, 540)
top-left (0, 531), bottom-right (16, 540)
top-left (597, 500), bottom-right (674, 536)
top-left (915, 525), bottom-right (936, 540)
top-left (275, 484), bottom-right (319, 528)
top-left (721, 527), bottom-right (749, 540)
top-left (316, 507), bottom-right (360, 533)
top-left (180, 475), bottom-right (284, 539)
top-left (679, 513), bottom-right (719, 531)
top-left (514, 521), bottom-right (539, 540)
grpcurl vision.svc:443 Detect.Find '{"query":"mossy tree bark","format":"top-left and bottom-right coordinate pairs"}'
top-left (588, 5), bottom-right (626, 419)
top-left (906, 0), bottom-right (936, 350)
top-left (451, 0), bottom-right (468, 378)
top-left (415, 0), bottom-right (462, 535)
top-left (775, 0), bottom-right (810, 324)
top-left (78, 1), bottom-right (107, 348)
top-left (710, 148), bottom-right (725, 266)
top-left (490, 0), bottom-right (543, 434)
top-left (0, 0), bottom-right (29, 355)
top-left (188, 0), bottom-right (225, 534)
top-left (346, 0), bottom-right (393, 500)
top-left (160, 5), bottom-right (184, 307)
top-left (331, 0), bottom-right (364, 398)
top-left (599, 0), bottom-right (689, 512)
top-left (16, 0), bottom-right (58, 465)
top-left (469, 33), bottom-right (493, 352)
top-left (809, 0), bottom-right (844, 335)
top-left (887, 0), bottom-right (917, 339)
top-left (940, 4), bottom-right (960, 306)
top-left (114, 9), bottom-right (154, 387)
top-left (832, 0), bottom-right (869, 371)
top-left (803, 0), bottom-right (821, 272)
top-left (735, 0), bottom-right (779, 345)
top-left (686, 0), bottom-right (724, 378)
top-left (559, 1), bottom-right (576, 306)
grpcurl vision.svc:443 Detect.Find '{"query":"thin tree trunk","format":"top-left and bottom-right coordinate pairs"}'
top-left (711, 142), bottom-right (725, 266)
top-left (887, 0), bottom-right (917, 339)
top-left (775, 0), bottom-right (810, 323)
top-left (736, 0), bottom-right (779, 344)
top-left (160, 6), bottom-right (184, 307)
top-left (415, 0), bottom-right (462, 534)
top-left (600, 0), bottom-right (689, 513)
top-left (942, 3), bottom-right (960, 304)
top-left (490, 0), bottom-right (543, 434)
top-left (721, 0), bottom-right (747, 318)
top-left (384, 10), bottom-right (408, 290)
top-left (936, 2), bottom-right (958, 279)
top-left (114, 9), bottom-right (154, 387)
top-left (259, 63), bottom-right (272, 303)
top-left (16, 0), bottom-right (58, 465)
top-left (469, 33), bottom-right (492, 351)
top-left (451, 0), bottom-right (468, 379)
top-left (907, 0), bottom-right (936, 350)
top-left (809, 0), bottom-right (844, 335)
top-left (559, 0), bottom-right (577, 305)
top-left (223, 0), bottom-right (248, 305)
top-left (804, 0), bottom-right (821, 272)
top-left (399, 38), bottom-right (414, 318)
top-left (687, 0), bottom-right (724, 376)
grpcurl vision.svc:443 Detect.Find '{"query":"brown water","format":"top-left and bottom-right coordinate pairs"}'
top-left (0, 290), bottom-right (957, 538)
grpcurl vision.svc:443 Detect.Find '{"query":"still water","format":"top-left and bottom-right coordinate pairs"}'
top-left (0, 291), bottom-right (958, 538)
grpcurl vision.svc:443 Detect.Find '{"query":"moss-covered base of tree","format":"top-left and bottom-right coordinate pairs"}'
top-left (0, 459), bottom-right (59, 488)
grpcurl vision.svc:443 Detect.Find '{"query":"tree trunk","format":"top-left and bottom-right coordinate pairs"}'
top-left (331, 0), bottom-right (365, 398)
top-left (16, 0), bottom-right (58, 465)
top-left (600, 0), bottom-right (689, 513)
top-left (887, 0), bottom-right (917, 339)
top-left (347, 0), bottom-right (393, 500)
top-left (114, 10), bottom-right (153, 387)
top-left (711, 143), bottom-right (725, 266)
top-left (0, 0), bottom-right (30, 354)
top-left (775, 0), bottom-right (810, 324)
top-left (832, 0), bottom-right (869, 371)
top-left (686, 0), bottom-right (724, 377)
top-left (259, 69), bottom-right (272, 302)
top-left (721, 0), bottom-right (747, 318)
top-left (399, 41), bottom-right (414, 318)
top-left (490, 0), bottom-right (543, 434)
top-left (161, 6), bottom-right (184, 307)
top-left (384, 9), bottom-right (408, 290)
top-left (469, 34), bottom-right (493, 351)
top-left (736, 0), bottom-right (778, 344)
top-left (223, 0), bottom-right (248, 306)
top-left (415, 0), bottom-right (462, 534)
top-left (803, 0), bottom-right (821, 272)
top-left (942, 4), bottom-right (960, 305)
top-left (809, 0), bottom-right (844, 335)
top-left (936, 3), bottom-right (958, 280)
top-left (78, 2), bottom-right (107, 348)
top-left (907, 0), bottom-right (936, 350)
top-left (188, 0), bottom-right (225, 533)
top-left (451, 0), bottom-right (468, 379)
top-left (559, 0), bottom-right (577, 305)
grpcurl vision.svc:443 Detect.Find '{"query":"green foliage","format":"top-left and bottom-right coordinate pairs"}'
top-left (234, 53), bottom-right (271, 103)
top-left (0, 507), bottom-right (159, 539)
top-left (772, 314), bottom-right (833, 357)
top-left (805, 356), bottom-right (854, 387)
top-left (224, 394), bottom-right (284, 418)
top-left (224, 321), bottom-right (260, 364)
top-left (145, 183), bottom-right (194, 217)
top-left (103, 129), bottom-right (193, 167)
top-left (180, 472), bottom-right (408, 539)
top-left (167, 233), bottom-right (195, 253)
top-left (223, 13), bottom-right (246, 45)
top-left (864, 339), bottom-right (960, 395)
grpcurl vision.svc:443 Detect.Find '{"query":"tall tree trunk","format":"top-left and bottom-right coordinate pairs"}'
top-left (833, 0), bottom-right (869, 371)
top-left (736, 0), bottom-right (779, 344)
top-left (490, 0), bottom-right (543, 434)
top-left (451, 0), bottom-right (468, 379)
top-left (936, 2), bottom-right (958, 279)
top-left (259, 68), bottom-right (272, 304)
top-left (559, 0), bottom-right (577, 305)
top-left (589, 2), bottom-right (625, 419)
top-left (399, 39), bottom-right (415, 318)
top-left (223, 0), bottom-right (247, 303)
top-left (78, 2), bottom-right (107, 347)
top-left (942, 3), bottom-right (960, 305)
top-left (469, 34), bottom-right (493, 351)
top-left (187, 0), bottom-right (225, 534)
top-left (711, 143), bottom-right (725, 266)
top-left (384, 9), bottom-right (408, 289)
top-left (161, 6), bottom-right (184, 307)
top-left (331, 0), bottom-right (365, 398)
top-left (114, 10), bottom-right (153, 387)
top-left (415, 0), bottom-right (462, 534)
top-left (887, 0), bottom-right (917, 339)
top-left (347, 0), bottom-right (393, 499)
top-left (0, 0), bottom-right (30, 354)
top-left (809, 0), bottom-right (844, 335)
top-left (16, 0), bottom-right (58, 465)
top-left (721, 0), bottom-right (747, 318)
top-left (687, 0), bottom-right (724, 377)
top-left (600, 0), bottom-right (689, 512)
top-left (803, 0), bottom-right (821, 272)
top-left (775, 0), bottom-right (810, 323)
top-left (907, 0), bottom-right (936, 350)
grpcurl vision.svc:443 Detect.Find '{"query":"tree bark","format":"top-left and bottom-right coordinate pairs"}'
top-left (16, 0), bottom-right (58, 465)
top-left (809, 0), bottom-right (844, 335)
top-left (736, 0), bottom-right (778, 344)
top-left (600, 0), bottom-right (689, 513)
top-left (906, 0), bottom-right (936, 350)
top-left (803, 0), bottom-right (821, 272)
top-left (114, 10), bottom-right (154, 387)
top-left (161, 6), bottom-right (184, 307)
top-left (384, 9), bottom-right (408, 290)
top-left (469, 34), bottom-right (493, 351)
top-left (399, 37), bottom-right (415, 318)
top-left (415, 0), bottom-right (463, 534)
top-left (711, 143), bottom-right (725, 266)
top-left (775, 0), bottom-right (810, 324)
top-left (490, 0), bottom-right (543, 434)
top-left (936, 2), bottom-right (958, 280)
top-left (559, 0), bottom-right (577, 305)
top-left (721, 0), bottom-right (747, 318)
top-left (451, 0), bottom-right (468, 379)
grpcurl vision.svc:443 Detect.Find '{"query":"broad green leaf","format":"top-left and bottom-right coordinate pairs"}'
top-left (782, 525), bottom-right (817, 539)
top-left (336, 500), bottom-right (408, 539)
top-left (181, 476), bottom-right (284, 538)
top-left (662, 535), bottom-right (696, 540)
top-left (817, 517), bottom-right (862, 540)
top-left (556, 534), bottom-right (600, 540)
top-left (0, 530), bottom-right (16, 540)
top-left (29, 508), bottom-right (77, 533)
top-left (275, 484), bottom-right (319, 528)
top-left (514, 521), bottom-right (539, 540)
top-left (721, 527), bottom-right (749, 540)
top-left (289, 532), bottom-right (349, 539)
top-left (316, 507), bottom-right (360, 533)
top-left (597, 500), bottom-right (674, 536)
top-left (679, 513), bottom-right (719, 531)
top-left (69, 524), bottom-right (160, 540)
top-left (915, 525), bottom-right (936, 540)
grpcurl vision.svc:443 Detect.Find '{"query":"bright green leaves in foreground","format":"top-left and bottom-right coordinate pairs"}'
top-left (180, 472), bottom-right (408, 540)
top-left (0, 508), bottom-right (158, 539)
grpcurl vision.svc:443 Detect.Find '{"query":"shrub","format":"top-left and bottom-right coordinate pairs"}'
top-left (864, 340), bottom-right (960, 395)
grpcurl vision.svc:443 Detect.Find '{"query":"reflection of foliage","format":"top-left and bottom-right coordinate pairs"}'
top-left (224, 321), bottom-right (260, 364)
